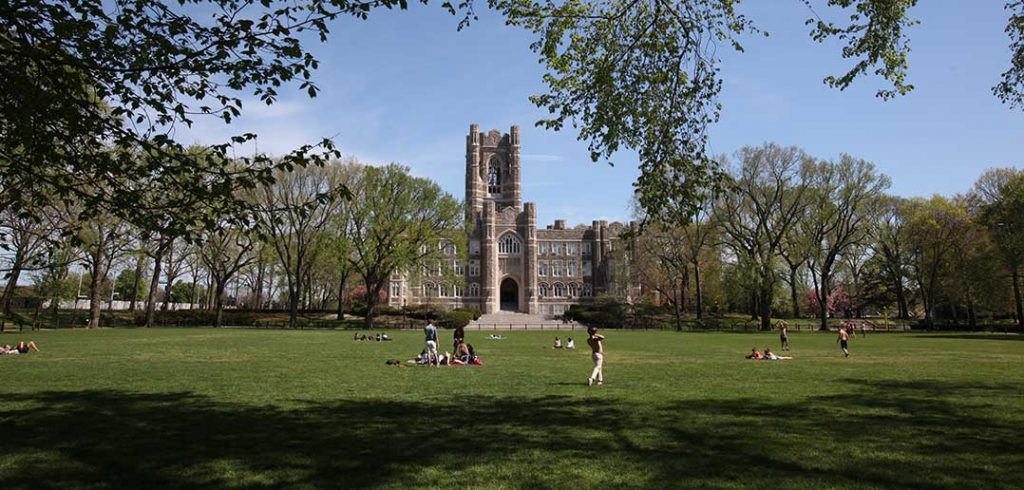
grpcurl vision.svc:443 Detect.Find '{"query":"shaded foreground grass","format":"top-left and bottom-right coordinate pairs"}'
top-left (1, 329), bottom-right (1022, 489)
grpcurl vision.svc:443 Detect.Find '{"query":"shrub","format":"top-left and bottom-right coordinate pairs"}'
top-left (451, 307), bottom-right (481, 320)
top-left (403, 304), bottom-right (447, 320)
top-left (441, 309), bottom-right (476, 328)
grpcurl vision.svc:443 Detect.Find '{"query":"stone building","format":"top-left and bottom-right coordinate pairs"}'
top-left (388, 124), bottom-right (630, 315)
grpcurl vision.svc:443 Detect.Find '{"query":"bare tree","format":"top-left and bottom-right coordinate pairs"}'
top-left (199, 227), bottom-right (257, 327)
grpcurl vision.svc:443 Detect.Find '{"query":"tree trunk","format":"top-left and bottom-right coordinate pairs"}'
top-left (336, 273), bottom-right (347, 320)
top-left (362, 276), bottom-right (381, 329)
top-left (128, 254), bottom-right (145, 311)
top-left (894, 277), bottom-right (909, 320)
top-left (1013, 268), bottom-right (1024, 329)
top-left (788, 265), bottom-right (800, 319)
top-left (750, 291), bottom-right (758, 320)
top-left (818, 277), bottom-right (830, 332)
top-left (145, 252), bottom-right (163, 327)
top-left (693, 260), bottom-right (704, 321)
top-left (214, 280), bottom-right (226, 328)
top-left (88, 249), bottom-right (104, 328)
top-left (1, 247), bottom-right (25, 315)
top-left (759, 285), bottom-right (772, 331)
top-left (255, 259), bottom-right (265, 310)
top-left (189, 274), bottom-right (198, 310)
top-left (967, 296), bottom-right (977, 330)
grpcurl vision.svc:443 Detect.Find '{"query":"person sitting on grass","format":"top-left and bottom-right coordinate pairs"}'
top-left (1, 341), bottom-right (40, 355)
top-left (353, 332), bottom-right (360, 341)
top-left (565, 337), bottom-right (575, 349)
top-left (381, 333), bottom-right (392, 341)
top-left (553, 336), bottom-right (562, 349)
top-left (745, 348), bottom-right (763, 360)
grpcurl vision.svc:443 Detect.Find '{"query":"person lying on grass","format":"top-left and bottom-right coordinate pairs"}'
top-left (762, 348), bottom-right (792, 360)
top-left (1, 341), bottom-right (40, 355)
top-left (745, 348), bottom-right (763, 360)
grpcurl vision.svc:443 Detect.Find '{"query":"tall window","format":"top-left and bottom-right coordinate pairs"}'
top-left (539, 242), bottom-right (548, 255)
top-left (568, 283), bottom-right (578, 297)
top-left (469, 283), bottom-right (480, 297)
top-left (452, 284), bottom-right (464, 297)
top-left (539, 283), bottom-right (549, 298)
top-left (470, 240), bottom-right (481, 255)
top-left (554, 283), bottom-right (565, 297)
top-left (568, 243), bottom-right (578, 255)
top-left (390, 283), bottom-right (401, 298)
top-left (552, 260), bottom-right (562, 277)
top-left (539, 261), bottom-right (549, 277)
top-left (424, 283), bottom-right (437, 297)
top-left (454, 260), bottom-right (465, 275)
top-left (469, 260), bottom-right (480, 277)
top-left (582, 284), bottom-right (592, 297)
top-left (583, 261), bottom-right (592, 277)
top-left (488, 156), bottom-right (502, 194)
top-left (567, 261), bottom-right (577, 277)
top-left (553, 242), bottom-right (562, 256)
top-left (498, 233), bottom-right (521, 255)
top-left (582, 242), bottom-right (592, 256)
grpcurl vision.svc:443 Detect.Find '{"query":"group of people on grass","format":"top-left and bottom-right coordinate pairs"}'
top-left (413, 323), bottom-right (482, 366)
top-left (745, 347), bottom-right (792, 361)
top-left (353, 332), bottom-right (392, 342)
top-left (1, 341), bottom-right (39, 355)
top-left (552, 336), bottom-right (575, 349)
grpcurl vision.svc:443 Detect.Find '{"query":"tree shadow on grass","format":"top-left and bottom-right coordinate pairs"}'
top-left (0, 378), bottom-right (1020, 489)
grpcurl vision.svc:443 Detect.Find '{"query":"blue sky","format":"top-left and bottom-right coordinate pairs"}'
top-left (183, 1), bottom-right (1024, 227)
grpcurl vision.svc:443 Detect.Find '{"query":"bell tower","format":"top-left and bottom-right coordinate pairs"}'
top-left (465, 124), bottom-right (521, 226)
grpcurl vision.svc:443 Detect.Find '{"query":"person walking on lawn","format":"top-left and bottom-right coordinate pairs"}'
top-left (587, 327), bottom-right (605, 386)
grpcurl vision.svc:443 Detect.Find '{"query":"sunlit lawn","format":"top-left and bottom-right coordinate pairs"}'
top-left (1, 327), bottom-right (1021, 489)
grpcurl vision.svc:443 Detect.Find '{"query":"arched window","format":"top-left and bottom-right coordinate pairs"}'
top-left (498, 233), bottom-right (521, 255)
top-left (487, 156), bottom-right (502, 194)
top-left (554, 283), bottom-right (565, 297)
top-left (568, 283), bottom-right (578, 298)
top-left (469, 283), bottom-right (480, 297)
top-left (539, 283), bottom-right (549, 298)
top-left (452, 284), bottom-right (464, 297)
top-left (424, 283), bottom-right (437, 297)
top-left (582, 284), bottom-right (592, 298)
top-left (390, 283), bottom-right (401, 298)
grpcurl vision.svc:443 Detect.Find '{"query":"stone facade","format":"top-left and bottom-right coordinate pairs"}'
top-left (388, 124), bottom-right (629, 315)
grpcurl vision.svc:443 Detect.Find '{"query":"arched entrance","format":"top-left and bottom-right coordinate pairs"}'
top-left (500, 278), bottom-right (519, 312)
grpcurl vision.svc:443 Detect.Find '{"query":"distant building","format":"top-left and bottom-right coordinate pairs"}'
top-left (388, 124), bottom-right (631, 315)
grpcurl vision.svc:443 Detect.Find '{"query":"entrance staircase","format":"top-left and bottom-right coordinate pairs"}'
top-left (469, 311), bottom-right (582, 331)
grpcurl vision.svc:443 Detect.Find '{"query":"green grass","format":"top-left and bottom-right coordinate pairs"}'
top-left (1, 328), bottom-right (1021, 489)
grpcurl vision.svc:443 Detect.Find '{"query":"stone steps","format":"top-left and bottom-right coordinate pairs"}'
top-left (469, 312), bottom-right (583, 330)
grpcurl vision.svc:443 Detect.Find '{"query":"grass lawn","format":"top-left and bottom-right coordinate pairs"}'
top-left (1, 328), bottom-right (1021, 489)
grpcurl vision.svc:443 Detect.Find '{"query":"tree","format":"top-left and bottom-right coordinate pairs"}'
top-left (0, 204), bottom-right (55, 315)
top-left (254, 163), bottom-right (349, 328)
top-left (717, 144), bottom-right (811, 331)
top-left (803, 155), bottom-right (890, 330)
top-left (69, 207), bottom-right (133, 328)
top-left (633, 224), bottom-right (691, 329)
top-left (198, 227), bottom-right (257, 327)
top-left (344, 163), bottom-right (463, 328)
top-left (113, 267), bottom-right (147, 305)
top-left (904, 196), bottom-right (963, 325)
top-left (976, 169), bottom-right (1024, 327)
top-left (872, 196), bottom-right (912, 319)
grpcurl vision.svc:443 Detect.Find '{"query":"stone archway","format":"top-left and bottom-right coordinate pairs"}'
top-left (500, 278), bottom-right (519, 312)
